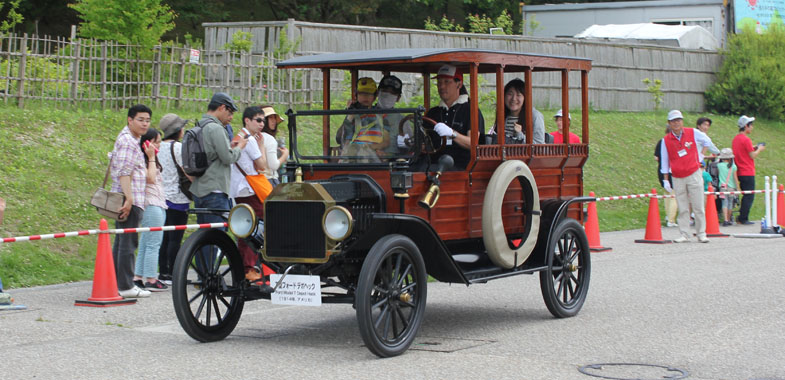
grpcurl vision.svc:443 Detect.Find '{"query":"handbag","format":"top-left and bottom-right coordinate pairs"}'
top-left (235, 163), bottom-right (273, 203)
top-left (90, 156), bottom-right (127, 221)
top-left (171, 142), bottom-right (193, 200)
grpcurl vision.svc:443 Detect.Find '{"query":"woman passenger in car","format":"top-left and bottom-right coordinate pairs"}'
top-left (487, 78), bottom-right (546, 144)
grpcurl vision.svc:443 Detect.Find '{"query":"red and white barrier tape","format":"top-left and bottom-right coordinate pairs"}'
top-left (595, 193), bottom-right (654, 201)
top-left (1, 222), bottom-right (227, 244)
top-left (595, 189), bottom-right (769, 201)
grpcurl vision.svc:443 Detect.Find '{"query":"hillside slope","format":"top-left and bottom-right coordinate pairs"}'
top-left (0, 106), bottom-right (782, 288)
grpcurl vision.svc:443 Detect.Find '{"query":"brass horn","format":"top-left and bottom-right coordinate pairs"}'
top-left (418, 155), bottom-right (454, 210)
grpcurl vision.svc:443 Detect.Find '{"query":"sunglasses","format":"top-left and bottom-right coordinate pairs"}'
top-left (254, 117), bottom-right (265, 124)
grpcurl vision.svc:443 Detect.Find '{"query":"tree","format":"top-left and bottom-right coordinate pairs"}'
top-left (69, 0), bottom-right (176, 48)
top-left (0, 0), bottom-right (23, 35)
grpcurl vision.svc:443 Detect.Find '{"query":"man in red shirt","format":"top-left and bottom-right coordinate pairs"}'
top-left (660, 110), bottom-right (719, 243)
top-left (732, 115), bottom-right (766, 225)
top-left (550, 109), bottom-right (580, 144)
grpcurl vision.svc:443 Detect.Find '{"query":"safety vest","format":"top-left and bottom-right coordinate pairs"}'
top-left (664, 127), bottom-right (699, 178)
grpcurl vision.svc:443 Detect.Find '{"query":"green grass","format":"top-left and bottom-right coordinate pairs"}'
top-left (1, 104), bottom-right (783, 289)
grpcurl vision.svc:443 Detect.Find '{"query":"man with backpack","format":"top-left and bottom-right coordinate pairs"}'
top-left (188, 92), bottom-right (247, 226)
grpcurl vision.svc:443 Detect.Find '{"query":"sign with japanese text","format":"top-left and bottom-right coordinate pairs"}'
top-left (270, 274), bottom-right (322, 306)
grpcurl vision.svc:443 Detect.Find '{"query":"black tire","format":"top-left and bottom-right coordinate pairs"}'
top-left (172, 228), bottom-right (245, 342)
top-left (356, 235), bottom-right (427, 357)
top-left (539, 218), bottom-right (591, 318)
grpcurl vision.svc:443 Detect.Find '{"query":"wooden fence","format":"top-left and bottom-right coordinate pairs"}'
top-left (205, 19), bottom-right (723, 112)
top-left (0, 33), bottom-right (326, 111)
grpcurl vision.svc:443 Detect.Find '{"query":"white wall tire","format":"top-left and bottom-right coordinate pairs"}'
top-left (482, 160), bottom-right (540, 269)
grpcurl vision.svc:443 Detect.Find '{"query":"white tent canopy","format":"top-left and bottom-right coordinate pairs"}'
top-left (574, 23), bottom-right (719, 50)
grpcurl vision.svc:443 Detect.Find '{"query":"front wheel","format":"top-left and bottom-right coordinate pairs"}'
top-left (356, 235), bottom-right (427, 357)
top-left (539, 218), bottom-right (591, 318)
top-left (172, 228), bottom-right (245, 342)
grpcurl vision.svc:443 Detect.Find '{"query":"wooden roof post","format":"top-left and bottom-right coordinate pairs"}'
top-left (470, 62), bottom-right (479, 163)
top-left (496, 64), bottom-right (505, 147)
top-left (524, 67), bottom-right (533, 144)
top-left (561, 69), bottom-right (570, 145)
top-left (582, 70), bottom-right (589, 144)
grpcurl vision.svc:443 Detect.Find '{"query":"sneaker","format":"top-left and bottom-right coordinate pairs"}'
top-left (697, 236), bottom-right (710, 243)
top-left (159, 274), bottom-right (173, 286)
top-left (145, 280), bottom-right (169, 292)
top-left (119, 286), bottom-right (151, 298)
top-left (666, 221), bottom-right (678, 227)
top-left (672, 236), bottom-right (689, 243)
top-left (722, 221), bottom-right (733, 227)
top-left (133, 279), bottom-right (145, 289)
top-left (738, 220), bottom-right (755, 225)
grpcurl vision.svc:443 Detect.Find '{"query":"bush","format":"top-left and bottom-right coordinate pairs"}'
top-left (705, 24), bottom-right (785, 119)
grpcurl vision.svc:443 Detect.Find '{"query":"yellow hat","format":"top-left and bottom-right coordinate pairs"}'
top-left (357, 77), bottom-right (377, 94)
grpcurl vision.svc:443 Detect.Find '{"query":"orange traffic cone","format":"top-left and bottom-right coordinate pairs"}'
top-left (777, 184), bottom-right (785, 228)
top-left (705, 185), bottom-right (729, 237)
top-left (585, 192), bottom-right (611, 252)
top-left (75, 219), bottom-right (137, 307)
top-left (635, 189), bottom-right (672, 244)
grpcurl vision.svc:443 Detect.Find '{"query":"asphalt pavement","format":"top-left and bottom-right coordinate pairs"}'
top-left (1, 223), bottom-right (783, 380)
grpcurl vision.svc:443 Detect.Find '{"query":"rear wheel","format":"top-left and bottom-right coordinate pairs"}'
top-left (172, 228), bottom-right (245, 342)
top-left (539, 218), bottom-right (591, 318)
top-left (356, 235), bottom-right (427, 357)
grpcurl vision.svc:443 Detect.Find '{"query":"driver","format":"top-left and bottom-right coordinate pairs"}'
top-left (426, 64), bottom-right (485, 170)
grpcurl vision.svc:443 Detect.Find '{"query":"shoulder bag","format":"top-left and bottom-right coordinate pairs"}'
top-left (235, 163), bottom-right (273, 203)
top-left (90, 156), bottom-right (127, 221)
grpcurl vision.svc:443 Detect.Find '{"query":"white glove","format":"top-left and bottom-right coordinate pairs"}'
top-left (397, 134), bottom-right (409, 148)
top-left (663, 180), bottom-right (672, 193)
top-left (434, 122), bottom-right (454, 138)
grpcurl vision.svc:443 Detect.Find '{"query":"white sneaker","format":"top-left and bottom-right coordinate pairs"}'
top-left (119, 285), bottom-right (151, 298)
top-left (672, 236), bottom-right (689, 243)
top-left (697, 236), bottom-right (710, 243)
top-left (666, 221), bottom-right (678, 227)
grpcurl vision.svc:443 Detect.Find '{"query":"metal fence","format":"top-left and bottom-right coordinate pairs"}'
top-left (0, 33), bottom-right (325, 111)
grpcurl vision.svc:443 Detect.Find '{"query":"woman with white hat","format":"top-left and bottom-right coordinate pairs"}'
top-left (259, 105), bottom-right (289, 185)
top-left (717, 147), bottom-right (739, 226)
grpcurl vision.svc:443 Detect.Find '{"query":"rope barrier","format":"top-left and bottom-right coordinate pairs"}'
top-left (1, 222), bottom-right (227, 244)
top-left (596, 189), bottom-right (769, 201)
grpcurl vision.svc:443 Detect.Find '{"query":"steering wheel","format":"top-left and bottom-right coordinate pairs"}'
top-left (398, 114), bottom-right (446, 154)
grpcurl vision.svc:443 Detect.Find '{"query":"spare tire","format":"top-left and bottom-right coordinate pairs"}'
top-left (482, 160), bottom-right (540, 269)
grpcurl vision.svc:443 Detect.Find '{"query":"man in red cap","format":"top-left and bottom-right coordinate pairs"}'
top-left (425, 64), bottom-right (485, 170)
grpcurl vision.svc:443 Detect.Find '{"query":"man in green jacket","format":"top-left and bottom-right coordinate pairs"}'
top-left (190, 93), bottom-right (247, 273)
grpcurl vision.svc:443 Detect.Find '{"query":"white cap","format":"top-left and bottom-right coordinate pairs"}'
top-left (667, 110), bottom-right (683, 121)
top-left (554, 109), bottom-right (571, 120)
top-left (432, 64), bottom-right (463, 80)
top-left (737, 115), bottom-right (755, 128)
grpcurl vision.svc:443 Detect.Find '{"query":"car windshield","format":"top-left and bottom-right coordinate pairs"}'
top-left (290, 107), bottom-right (425, 164)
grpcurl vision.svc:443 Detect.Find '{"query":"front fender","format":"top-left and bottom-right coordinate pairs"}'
top-left (347, 213), bottom-right (468, 284)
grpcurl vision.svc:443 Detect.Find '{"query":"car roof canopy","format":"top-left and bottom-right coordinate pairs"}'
top-left (276, 48), bottom-right (592, 73)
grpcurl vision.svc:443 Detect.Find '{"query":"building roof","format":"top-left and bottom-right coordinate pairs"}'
top-left (574, 23), bottom-right (719, 50)
top-left (525, 0), bottom-right (723, 12)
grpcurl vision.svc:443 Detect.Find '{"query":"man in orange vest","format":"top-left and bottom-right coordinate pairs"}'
top-left (660, 110), bottom-right (719, 243)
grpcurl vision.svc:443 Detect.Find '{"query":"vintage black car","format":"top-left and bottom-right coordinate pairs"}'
top-left (172, 48), bottom-right (594, 357)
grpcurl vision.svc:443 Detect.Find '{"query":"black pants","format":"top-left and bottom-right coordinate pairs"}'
top-left (158, 208), bottom-right (188, 277)
top-left (738, 175), bottom-right (755, 223)
top-left (112, 206), bottom-right (143, 291)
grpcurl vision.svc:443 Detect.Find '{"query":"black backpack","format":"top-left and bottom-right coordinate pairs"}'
top-left (180, 119), bottom-right (209, 177)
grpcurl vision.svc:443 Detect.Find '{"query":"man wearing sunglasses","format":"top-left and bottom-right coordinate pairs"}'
top-left (229, 106), bottom-right (270, 283)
